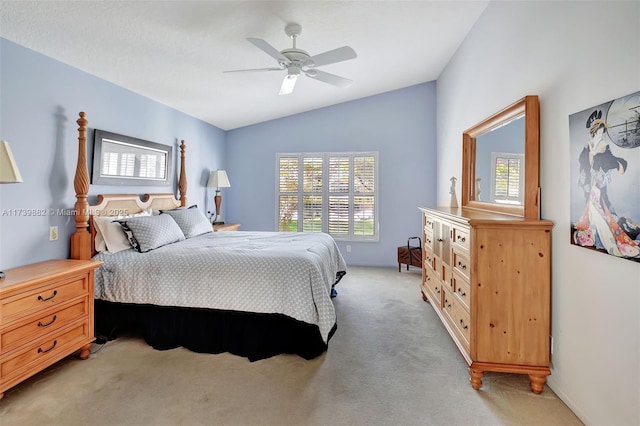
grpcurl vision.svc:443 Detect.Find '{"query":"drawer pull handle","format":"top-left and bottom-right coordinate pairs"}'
top-left (458, 236), bottom-right (466, 242)
top-left (459, 319), bottom-right (469, 330)
top-left (437, 238), bottom-right (443, 242)
top-left (457, 261), bottom-right (467, 270)
top-left (37, 290), bottom-right (58, 301)
top-left (37, 315), bottom-right (57, 327)
top-left (457, 288), bottom-right (467, 297)
top-left (37, 340), bottom-right (58, 354)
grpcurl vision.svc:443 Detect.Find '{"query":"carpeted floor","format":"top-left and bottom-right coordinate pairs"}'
top-left (0, 266), bottom-right (582, 425)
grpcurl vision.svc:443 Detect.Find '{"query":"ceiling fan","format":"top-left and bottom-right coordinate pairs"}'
top-left (225, 23), bottom-right (357, 95)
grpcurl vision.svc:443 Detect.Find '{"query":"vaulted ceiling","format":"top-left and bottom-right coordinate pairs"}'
top-left (0, 1), bottom-right (488, 130)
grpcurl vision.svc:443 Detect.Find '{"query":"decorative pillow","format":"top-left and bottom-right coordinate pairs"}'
top-left (117, 214), bottom-right (185, 253)
top-left (161, 207), bottom-right (212, 238)
top-left (94, 208), bottom-right (153, 253)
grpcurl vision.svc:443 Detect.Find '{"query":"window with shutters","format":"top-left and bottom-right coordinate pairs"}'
top-left (490, 152), bottom-right (524, 205)
top-left (277, 152), bottom-right (378, 241)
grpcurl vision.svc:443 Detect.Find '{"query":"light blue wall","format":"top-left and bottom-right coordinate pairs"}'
top-left (226, 83), bottom-right (437, 266)
top-left (0, 38), bottom-right (226, 269)
top-left (1, 38), bottom-right (437, 269)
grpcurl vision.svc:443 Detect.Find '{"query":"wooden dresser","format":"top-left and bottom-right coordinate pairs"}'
top-left (0, 259), bottom-right (103, 400)
top-left (419, 206), bottom-right (553, 393)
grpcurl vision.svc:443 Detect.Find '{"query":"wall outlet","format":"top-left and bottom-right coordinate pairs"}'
top-left (346, 245), bottom-right (352, 253)
top-left (49, 226), bottom-right (58, 241)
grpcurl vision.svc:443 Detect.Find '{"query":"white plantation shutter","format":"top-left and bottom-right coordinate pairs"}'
top-left (139, 154), bottom-right (156, 178)
top-left (120, 153), bottom-right (135, 176)
top-left (277, 152), bottom-right (378, 241)
top-left (278, 156), bottom-right (299, 232)
top-left (328, 156), bottom-right (349, 236)
top-left (102, 152), bottom-right (119, 176)
top-left (491, 153), bottom-right (524, 204)
top-left (328, 196), bottom-right (349, 235)
top-left (353, 155), bottom-right (375, 237)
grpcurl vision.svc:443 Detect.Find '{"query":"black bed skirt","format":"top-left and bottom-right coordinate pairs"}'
top-left (94, 300), bottom-right (337, 362)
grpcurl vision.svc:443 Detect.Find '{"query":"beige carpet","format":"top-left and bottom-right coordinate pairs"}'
top-left (0, 266), bottom-right (582, 426)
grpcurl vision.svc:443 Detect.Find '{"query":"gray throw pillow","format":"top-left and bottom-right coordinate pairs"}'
top-left (161, 207), bottom-right (212, 238)
top-left (118, 214), bottom-right (185, 252)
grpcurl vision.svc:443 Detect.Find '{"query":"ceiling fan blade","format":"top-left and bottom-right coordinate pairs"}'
top-left (304, 46), bottom-right (357, 68)
top-left (247, 38), bottom-right (289, 64)
top-left (279, 74), bottom-right (298, 95)
top-left (304, 69), bottom-right (353, 88)
top-left (224, 67), bottom-right (283, 73)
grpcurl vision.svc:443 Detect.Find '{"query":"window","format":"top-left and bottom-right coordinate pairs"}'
top-left (490, 152), bottom-right (524, 205)
top-left (277, 152), bottom-right (378, 241)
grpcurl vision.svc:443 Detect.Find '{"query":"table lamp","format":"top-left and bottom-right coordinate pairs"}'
top-left (207, 170), bottom-right (230, 225)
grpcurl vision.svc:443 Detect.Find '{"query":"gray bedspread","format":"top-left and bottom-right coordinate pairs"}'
top-left (93, 231), bottom-right (347, 343)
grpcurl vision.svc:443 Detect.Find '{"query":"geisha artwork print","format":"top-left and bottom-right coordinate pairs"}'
top-left (570, 90), bottom-right (640, 263)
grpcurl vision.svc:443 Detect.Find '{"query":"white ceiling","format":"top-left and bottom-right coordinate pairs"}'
top-left (0, 1), bottom-right (488, 130)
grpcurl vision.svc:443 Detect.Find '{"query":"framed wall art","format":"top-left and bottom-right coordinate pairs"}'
top-left (569, 90), bottom-right (640, 262)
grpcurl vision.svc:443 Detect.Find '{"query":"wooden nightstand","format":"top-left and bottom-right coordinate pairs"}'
top-left (0, 259), bottom-right (103, 400)
top-left (213, 223), bottom-right (240, 232)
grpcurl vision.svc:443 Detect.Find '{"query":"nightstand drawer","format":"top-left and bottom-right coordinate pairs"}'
top-left (1, 322), bottom-right (89, 381)
top-left (1, 299), bottom-right (89, 353)
top-left (1, 276), bottom-right (89, 325)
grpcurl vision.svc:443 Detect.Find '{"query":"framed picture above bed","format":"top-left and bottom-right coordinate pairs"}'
top-left (91, 129), bottom-right (173, 186)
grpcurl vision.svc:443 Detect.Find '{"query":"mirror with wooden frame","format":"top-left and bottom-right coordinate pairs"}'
top-left (462, 95), bottom-right (540, 219)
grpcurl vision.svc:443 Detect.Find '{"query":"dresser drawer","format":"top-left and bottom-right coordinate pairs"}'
top-left (1, 299), bottom-right (89, 354)
top-left (423, 214), bottom-right (435, 231)
top-left (434, 257), bottom-right (451, 284)
top-left (452, 270), bottom-right (471, 312)
top-left (1, 322), bottom-right (89, 381)
top-left (442, 287), bottom-right (470, 351)
top-left (452, 225), bottom-right (470, 251)
top-left (422, 267), bottom-right (442, 308)
top-left (452, 248), bottom-right (470, 281)
top-left (1, 276), bottom-right (89, 325)
top-left (423, 229), bottom-right (434, 252)
top-left (424, 248), bottom-right (435, 271)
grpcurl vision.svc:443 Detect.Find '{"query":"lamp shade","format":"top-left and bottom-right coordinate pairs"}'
top-left (0, 140), bottom-right (23, 183)
top-left (207, 170), bottom-right (230, 188)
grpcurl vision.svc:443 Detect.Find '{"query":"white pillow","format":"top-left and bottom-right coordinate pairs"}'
top-left (94, 208), bottom-right (152, 253)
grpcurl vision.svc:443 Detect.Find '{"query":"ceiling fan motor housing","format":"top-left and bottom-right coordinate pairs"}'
top-left (280, 48), bottom-right (310, 69)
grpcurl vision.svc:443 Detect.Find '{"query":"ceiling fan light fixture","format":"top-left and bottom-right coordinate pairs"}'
top-left (279, 73), bottom-right (298, 95)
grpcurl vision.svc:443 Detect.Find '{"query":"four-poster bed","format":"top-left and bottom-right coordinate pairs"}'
top-left (69, 112), bottom-right (346, 361)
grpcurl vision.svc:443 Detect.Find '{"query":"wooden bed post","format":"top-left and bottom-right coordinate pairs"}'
top-left (179, 140), bottom-right (187, 207)
top-left (70, 112), bottom-right (91, 260)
